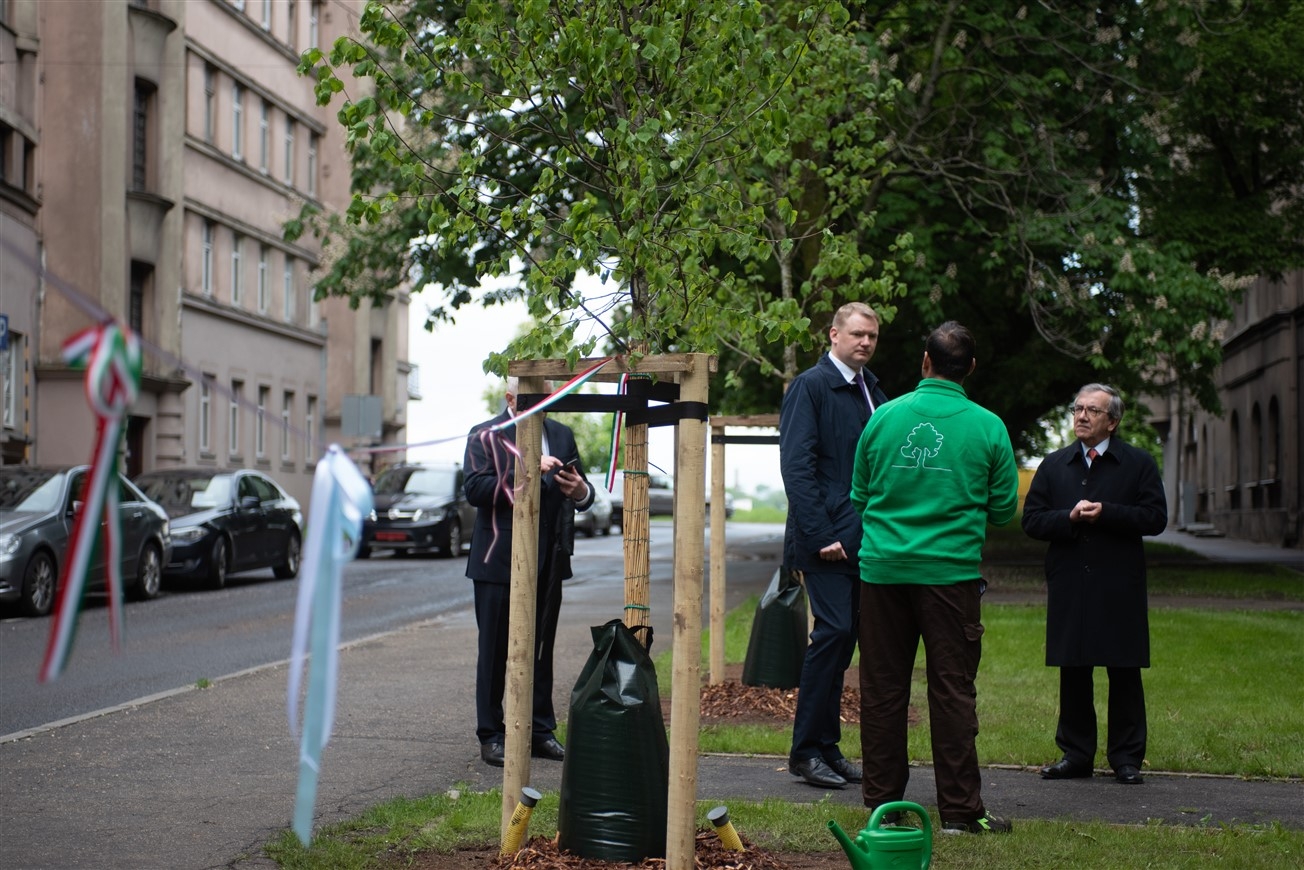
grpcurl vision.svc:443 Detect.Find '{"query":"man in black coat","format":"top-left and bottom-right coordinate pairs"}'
top-left (464, 377), bottom-right (594, 767)
top-left (1022, 383), bottom-right (1167, 785)
top-left (779, 301), bottom-right (888, 789)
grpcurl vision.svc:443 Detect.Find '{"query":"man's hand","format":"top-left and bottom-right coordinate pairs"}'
top-left (819, 542), bottom-right (848, 561)
top-left (1070, 500), bottom-right (1102, 523)
top-left (554, 464), bottom-right (590, 500)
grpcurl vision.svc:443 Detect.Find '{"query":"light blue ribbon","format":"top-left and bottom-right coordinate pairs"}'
top-left (287, 445), bottom-right (372, 844)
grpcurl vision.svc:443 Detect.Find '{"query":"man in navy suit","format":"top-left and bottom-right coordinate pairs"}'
top-left (780, 301), bottom-right (888, 789)
top-left (464, 377), bottom-right (595, 767)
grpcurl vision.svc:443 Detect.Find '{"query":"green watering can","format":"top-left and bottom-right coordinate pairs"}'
top-left (828, 801), bottom-right (932, 870)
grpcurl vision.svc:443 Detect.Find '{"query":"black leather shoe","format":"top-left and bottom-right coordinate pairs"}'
top-left (480, 741), bottom-right (504, 767)
top-left (1040, 758), bottom-right (1092, 780)
top-left (789, 757), bottom-right (848, 789)
top-left (826, 756), bottom-right (863, 783)
top-left (531, 736), bottom-right (565, 761)
top-left (1115, 764), bottom-right (1144, 785)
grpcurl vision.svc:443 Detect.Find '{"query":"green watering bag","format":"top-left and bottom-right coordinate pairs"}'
top-left (741, 566), bottom-right (809, 689)
top-left (557, 619), bottom-right (669, 862)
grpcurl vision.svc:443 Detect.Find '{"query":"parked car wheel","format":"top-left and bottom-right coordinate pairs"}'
top-left (273, 532), bottom-right (301, 579)
top-left (442, 518), bottom-right (462, 558)
top-left (129, 542), bottom-right (163, 601)
top-left (21, 550), bottom-right (57, 618)
top-left (207, 537), bottom-right (230, 590)
top-left (356, 544), bottom-right (371, 560)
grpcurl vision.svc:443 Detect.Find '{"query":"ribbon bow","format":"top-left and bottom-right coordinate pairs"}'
top-left (40, 323), bottom-right (142, 682)
top-left (287, 445), bottom-right (373, 844)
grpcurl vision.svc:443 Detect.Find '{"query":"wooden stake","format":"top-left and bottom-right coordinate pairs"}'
top-left (622, 420), bottom-right (651, 636)
top-left (709, 422), bottom-right (726, 685)
top-left (666, 354), bottom-right (709, 870)
top-left (501, 375), bottom-right (544, 840)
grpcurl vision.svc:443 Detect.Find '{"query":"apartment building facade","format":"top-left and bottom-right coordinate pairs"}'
top-left (1153, 271), bottom-right (1303, 550)
top-left (0, 0), bottom-right (411, 508)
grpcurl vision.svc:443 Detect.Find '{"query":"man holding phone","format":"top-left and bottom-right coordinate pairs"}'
top-left (464, 377), bottom-right (595, 767)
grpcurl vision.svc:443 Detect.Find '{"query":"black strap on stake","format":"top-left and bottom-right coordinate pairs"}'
top-left (711, 433), bottom-right (781, 445)
top-left (629, 401), bottom-right (709, 428)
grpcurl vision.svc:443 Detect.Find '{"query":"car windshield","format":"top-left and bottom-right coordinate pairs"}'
top-left (374, 467), bottom-right (455, 497)
top-left (137, 472), bottom-right (235, 517)
top-left (0, 468), bottom-right (63, 513)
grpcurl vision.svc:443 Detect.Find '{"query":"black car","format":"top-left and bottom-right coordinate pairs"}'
top-left (134, 468), bottom-right (302, 589)
top-left (0, 465), bottom-right (171, 616)
top-left (361, 463), bottom-right (474, 558)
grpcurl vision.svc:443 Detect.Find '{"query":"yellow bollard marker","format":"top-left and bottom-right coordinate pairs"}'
top-left (708, 805), bottom-right (744, 851)
top-left (501, 786), bottom-right (542, 855)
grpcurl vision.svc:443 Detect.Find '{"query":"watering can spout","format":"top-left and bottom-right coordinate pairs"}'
top-left (826, 820), bottom-right (875, 870)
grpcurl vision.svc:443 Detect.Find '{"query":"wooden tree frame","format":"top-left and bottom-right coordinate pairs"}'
top-left (501, 353), bottom-right (713, 870)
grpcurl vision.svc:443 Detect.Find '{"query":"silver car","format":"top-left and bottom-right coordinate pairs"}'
top-left (0, 466), bottom-right (171, 617)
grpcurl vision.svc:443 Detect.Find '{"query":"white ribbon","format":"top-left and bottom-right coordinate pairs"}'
top-left (287, 445), bottom-right (373, 844)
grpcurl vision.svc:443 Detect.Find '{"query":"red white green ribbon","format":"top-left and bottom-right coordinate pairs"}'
top-left (40, 323), bottom-right (142, 682)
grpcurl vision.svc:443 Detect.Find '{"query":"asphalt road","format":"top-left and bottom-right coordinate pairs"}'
top-left (0, 520), bottom-right (749, 740)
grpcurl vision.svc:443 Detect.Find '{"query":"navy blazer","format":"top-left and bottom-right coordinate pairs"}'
top-left (780, 353), bottom-right (887, 573)
top-left (463, 411), bottom-right (591, 585)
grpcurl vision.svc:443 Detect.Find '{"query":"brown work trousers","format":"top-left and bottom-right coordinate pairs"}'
top-left (858, 579), bottom-right (986, 824)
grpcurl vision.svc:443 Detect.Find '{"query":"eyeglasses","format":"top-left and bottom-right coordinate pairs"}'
top-left (1070, 404), bottom-right (1108, 418)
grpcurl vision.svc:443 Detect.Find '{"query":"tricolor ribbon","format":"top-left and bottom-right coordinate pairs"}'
top-left (40, 323), bottom-right (142, 683)
top-left (287, 445), bottom-right (373, 844)
top-left (471, 357), bottom-right (614, 561)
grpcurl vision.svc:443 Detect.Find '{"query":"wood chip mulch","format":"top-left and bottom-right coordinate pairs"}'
top-left (489, 832), bottom-right (797, 869)
top-left (698, 680), bottom-right (860, 724)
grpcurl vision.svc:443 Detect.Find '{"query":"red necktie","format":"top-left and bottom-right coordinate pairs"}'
top-left (1087, 448), bottom-right (1098, 464)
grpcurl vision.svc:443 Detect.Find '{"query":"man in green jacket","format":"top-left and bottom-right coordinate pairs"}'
top-left (850, 320), bottom-right (1019, 835)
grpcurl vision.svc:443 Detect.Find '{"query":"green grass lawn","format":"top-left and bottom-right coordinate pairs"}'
top-left (265, 541), bottom-right (1303, 868)
top-left (676, 597), bottom-right (1303, 777)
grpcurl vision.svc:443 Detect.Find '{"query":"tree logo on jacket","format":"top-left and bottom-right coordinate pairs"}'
top-left (894, 423), bottom-right (951, 471)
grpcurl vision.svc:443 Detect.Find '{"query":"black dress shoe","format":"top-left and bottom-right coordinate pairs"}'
top-left (480, 742), bottom-right (504, 767)
top-left (531, 736), bottom-right (565, 761)
top-left (789, 757), bottom-right (848, 789)
top-left (826, 756), bottom-right (863, 783)
top-left (1115, 764), bottom-right (1144, 785)
top-left (1040, 758), bottom-right (1092, 780)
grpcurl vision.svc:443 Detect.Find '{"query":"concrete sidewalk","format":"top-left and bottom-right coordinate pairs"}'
top-left (0, 528), bottom-right (1299, 869)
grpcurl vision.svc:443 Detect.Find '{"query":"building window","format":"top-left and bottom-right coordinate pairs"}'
top-left (309, 0), bottom-right (320, 48)
top-left (287, 0), bottom-right (297, 50)
top-left (230, 379), bottom-right (243, 456)
top-left (199, 377), bottom-right (212, 452)
top-left (308, 283), bottom-right (320, 328)
top-left (305, 395), bottom-right (317, 460)
top-left (231, 83), bottom-right (244, 160)
top-left (2, 332), bottom-right (20, 429)
top-left (132, 79), bottom-right (155, 192)
top-left (283, 257), bottom-right (296, 322)
top-left (260, 0), bottom-right (271, 29)
top-left (129, 261), bottom-right (152, 338)
top-left (282, 391), bottom-right (294, 461)
top-left (283, 117), bottom-right (294, 186)
top-left (259, 101), bottom-right (270, 173)
top-left (201, 220), bottom-right (215, 295)
top-left (256, 385), bottom-right (269, 458)
top-left (258, 246), bottom-right (270, 313)
top-left (232, 0), bottom-right (246, 11)
top-left (204, 64), bottom-right (216, 143)
top-left (307, 133), bottom-right (318, 197)
top-left (231, 234), bottom-right (244, 304)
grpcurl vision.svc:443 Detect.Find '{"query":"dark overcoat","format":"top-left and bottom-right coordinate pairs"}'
top-left (1022, 438), bottom-right (1167, 667)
